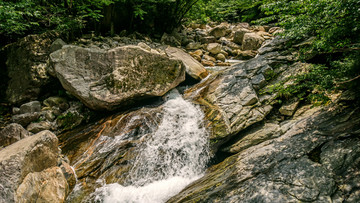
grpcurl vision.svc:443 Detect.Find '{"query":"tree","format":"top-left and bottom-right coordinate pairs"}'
top-left (256, 0), bottom-right (360, 103)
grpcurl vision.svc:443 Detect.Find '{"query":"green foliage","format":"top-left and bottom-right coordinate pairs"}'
top-left (0, 0), bottom-right (200, 42)
top-left (262, 52), bottom-right (360, 104)
top-left (256, 0), bottom-right (360, 103)
top-left (57, 112), bottom-right (80, 130)
top-left (257, 0), bottom-right (360, 53)
top-left (186, 0), bottom-right (265, 24)
top-left (0, 0), bottom-right (117, 43)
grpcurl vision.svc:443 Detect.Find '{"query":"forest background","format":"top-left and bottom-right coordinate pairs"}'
top-left (1, 0), bottom-right (359, 103)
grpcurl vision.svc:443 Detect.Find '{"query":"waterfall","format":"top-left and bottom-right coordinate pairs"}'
top-left (92, 90), bottom-right (210, 203)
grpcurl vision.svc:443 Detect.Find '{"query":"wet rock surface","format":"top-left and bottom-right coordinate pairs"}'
top-left (167, 105), bottom-right (360, 203)
top-left (58, 106), bottom-right (163, 202)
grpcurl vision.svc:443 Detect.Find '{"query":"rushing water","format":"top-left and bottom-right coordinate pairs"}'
top-left (92, 90), bottom-right (210, 203)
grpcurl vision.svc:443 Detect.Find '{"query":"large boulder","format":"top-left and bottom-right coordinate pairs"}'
top-left (184, 49), bottom-right (295, 150)
top-left (242, 32), bottom-right (265, 50)
top-left (3, 32), bottom-right (61, 104)
top-left (165, 47), bottom-right (208, 80)
top-left (0, 130), bottom-right (68, 202)
top-left (50, 45), bottom-right (186, 110)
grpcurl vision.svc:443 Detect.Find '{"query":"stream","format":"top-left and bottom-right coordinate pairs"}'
top-left (90, 90), bottom-right (210, 202)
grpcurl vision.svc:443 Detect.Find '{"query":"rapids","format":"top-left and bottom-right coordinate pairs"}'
top-left (92, 90), bottom-right (210, 202)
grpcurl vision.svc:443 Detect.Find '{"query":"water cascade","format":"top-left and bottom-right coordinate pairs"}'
top-left (92, 90), bottom-right (210, 202)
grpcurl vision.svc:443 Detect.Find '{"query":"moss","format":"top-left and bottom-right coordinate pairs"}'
top-left (57, 112), bottom-right (83, 130)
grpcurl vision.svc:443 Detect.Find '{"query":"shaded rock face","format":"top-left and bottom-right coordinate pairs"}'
top-left (4, 32), bottom-right (61, 104)
top-left (59, 106), bottom-right (163, 201)
top-left (167, 105), bottom-right (360, 203)
top-left (50, 45), bottom-right (186, 110)
top-left (0, 130), bottom-right (73, 203)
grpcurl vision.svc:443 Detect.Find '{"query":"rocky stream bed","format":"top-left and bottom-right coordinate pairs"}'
top-left (0, 22), bottom-right (359, 203)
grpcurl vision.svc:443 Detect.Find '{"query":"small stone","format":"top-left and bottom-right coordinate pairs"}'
top-left (242, 33), bottom-right (265, 51)
top-left (209, 26), bottom-right (229, 38)
top-left (161, 33), bottom-right (181, 47)
top-left (50, 39), bottom-right (66, 53)
top-left (19, 101), bottom-right (41, 114)
top-left (12, 112), bottom-right (40, 127)
top-left (224, 41), bottom-right (241, 50)
top-left (207, 43), bottom-right (222, 55)
top-left (191, 49), bottom-right (203, 57)
top-left (235, 22), bottom-right (250, 29)
top-left (51, 107), bottom-right (62, 117)
top-left (12, 107), bottom-right (20, 115)
top-left (233, 28), bottom-right (251, 44)
top-left (27, 121), bottom-right (53, 134)
top-left (215, 53), bottom-right (226, 62)
top-left (256, 31), bottom-right (273, 39)
top-left (279, 100), bottom-right (300, 116)
top-left (200, 36), bottom-right (216, 44)
top-left (203, 55), bottom-right (216, 62)
top-left (0, 123), bottom-right (30, 147)
top-left (220, 50), bottom-right (229, 58)
top-left (186, 42), bottom-right (202, 50)
top-left (222, 46), bottom-right (233, 55)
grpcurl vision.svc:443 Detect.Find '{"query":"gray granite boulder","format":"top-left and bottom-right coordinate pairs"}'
top-left (50, 45), bottom-right (186, 110)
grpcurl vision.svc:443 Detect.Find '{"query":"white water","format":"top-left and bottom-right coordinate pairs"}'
top-left (93, 90), bottom-right (210, 203)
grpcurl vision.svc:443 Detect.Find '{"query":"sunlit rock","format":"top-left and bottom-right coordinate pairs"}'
top-left (50, 45), bottom-right (186, 110)
top-left (166, 47), bottom-right (208, 80)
